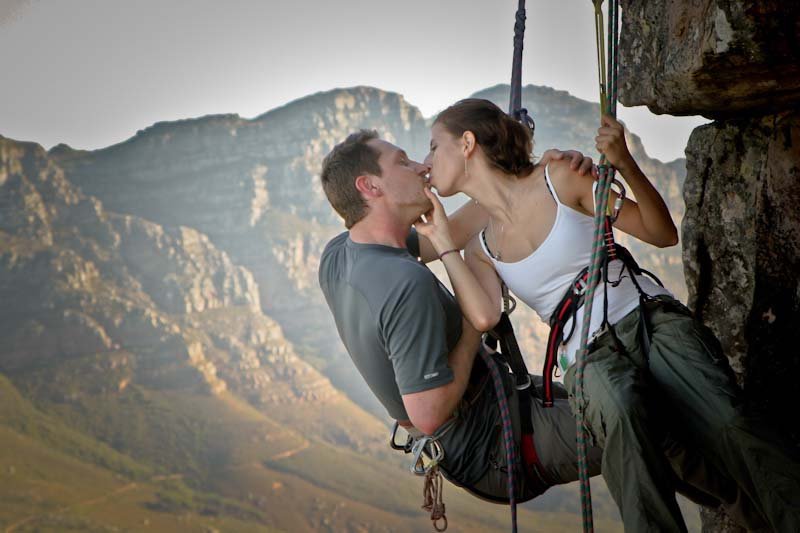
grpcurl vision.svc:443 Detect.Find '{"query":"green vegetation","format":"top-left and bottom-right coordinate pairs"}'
top-left (0, 373), bottom-right (148, 480)
top-left (0, 372), bottom-right (288, 532)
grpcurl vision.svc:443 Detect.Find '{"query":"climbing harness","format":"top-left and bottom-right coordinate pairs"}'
top-left (388, 342), bottom-right (552, 533)
top-left (541, 230), bottom-right (665, 407)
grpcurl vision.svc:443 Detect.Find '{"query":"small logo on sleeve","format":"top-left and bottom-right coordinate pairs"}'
top-left (424, 372), bottom-right (439, 380)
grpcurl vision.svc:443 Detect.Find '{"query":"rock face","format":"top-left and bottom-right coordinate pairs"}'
top-left (0, 136), bottom-right (338, 407)
top-left (619, 1), bottom-right (800, 118)
top-left (684, 114), bottom-right (800, 394)
top-left (621, 2), bottom-right (800, 531)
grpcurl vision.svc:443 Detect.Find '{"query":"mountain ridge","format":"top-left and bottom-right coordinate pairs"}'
top-left (0, 83), bottom-right (698, 531)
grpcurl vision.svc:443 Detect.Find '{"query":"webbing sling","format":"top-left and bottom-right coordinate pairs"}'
top-left (509, 0), bottom-right (535, 137)
top-left (490, 2), bottom-right (533, 531)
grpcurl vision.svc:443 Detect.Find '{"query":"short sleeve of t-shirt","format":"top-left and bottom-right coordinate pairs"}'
top-left (380, 270), bottom-right (454, 395)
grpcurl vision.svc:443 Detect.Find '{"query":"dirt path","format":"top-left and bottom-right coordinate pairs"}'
top-left (268, 439), bottom-right (310, 461)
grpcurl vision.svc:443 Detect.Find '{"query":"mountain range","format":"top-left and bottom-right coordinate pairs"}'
top-left (0, 84), bottom-right (697, 532)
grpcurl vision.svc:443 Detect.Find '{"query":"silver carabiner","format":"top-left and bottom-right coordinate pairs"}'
top-left (389, 421), bottom-right (413, 453)
top-left (410, 436), bottom-right (445, 476)
top-left (574, 276), bottom-right (589, 296)
top-left (609, 178), bottom-right (627, 223)
top-left (515, 373), bottom-right (532, 391)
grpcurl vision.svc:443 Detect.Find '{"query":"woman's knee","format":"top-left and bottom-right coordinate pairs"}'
top-left (575, 391), bottom-right (658, 452)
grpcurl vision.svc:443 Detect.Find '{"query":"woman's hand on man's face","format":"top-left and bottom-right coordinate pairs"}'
top-left (414, 186), bottom-right (455, 253)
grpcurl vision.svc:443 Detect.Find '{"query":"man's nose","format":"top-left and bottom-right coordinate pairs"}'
top-left (413, 160), bottom-right (429, 175)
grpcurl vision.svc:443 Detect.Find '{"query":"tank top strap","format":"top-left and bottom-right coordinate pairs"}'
top-left (543, 164), bottom-right (566, 207)
top-left (478, 228), bottom-right (497, 262)
top-left (546, 163), bottom-right (600, 215)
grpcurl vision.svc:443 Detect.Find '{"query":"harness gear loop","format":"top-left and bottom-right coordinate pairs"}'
top-left (479, 347), bottom-right (520, 532)
top-left (407, 434), bottom-right (449, 530)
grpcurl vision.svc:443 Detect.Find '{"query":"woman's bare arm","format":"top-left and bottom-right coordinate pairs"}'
top-left (548, 117), bottom-right (678, 248)
top-left (415, 189), bottom-right (504, 332)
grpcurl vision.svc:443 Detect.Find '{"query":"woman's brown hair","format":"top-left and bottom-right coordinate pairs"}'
top-left (433, 98), bottom-right (535, 177)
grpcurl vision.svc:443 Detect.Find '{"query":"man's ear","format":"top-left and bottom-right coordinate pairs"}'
top-left (354, 174), bottom-right (382, 199)
top-left (462, 131), bottom-right (476, 158)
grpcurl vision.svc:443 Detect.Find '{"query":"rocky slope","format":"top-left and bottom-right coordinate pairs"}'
top-left (0, 135), bottom-right (344, 414)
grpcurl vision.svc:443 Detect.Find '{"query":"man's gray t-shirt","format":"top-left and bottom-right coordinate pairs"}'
top-left (319, 230), bottom-right (500, 484)
top-left (318, 230), bottom-right (460, 420)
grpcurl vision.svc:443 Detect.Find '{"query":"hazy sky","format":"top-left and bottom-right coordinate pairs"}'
top-left (1, 0), bottom-right (707, 162)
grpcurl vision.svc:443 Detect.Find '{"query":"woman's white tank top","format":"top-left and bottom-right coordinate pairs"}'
top-left (479, 164), bottom-right (671, 370)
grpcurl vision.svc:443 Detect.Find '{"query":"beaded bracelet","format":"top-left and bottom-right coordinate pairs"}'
top-left (438, 249), bottom-right (459, 260)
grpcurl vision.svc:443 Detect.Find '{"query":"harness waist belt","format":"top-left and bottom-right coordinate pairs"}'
top-left (542, 239), bottom-right (662, 407)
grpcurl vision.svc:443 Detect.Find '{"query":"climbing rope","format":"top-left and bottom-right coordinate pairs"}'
top-left (490, 2), bottom-right (534, 531)
top-left (422, 465), bottom-right (447, 532)
top-left (480, 348), bottom-right (519, 533)
top-left (573, 1), bottom-right (621, 532)
top-left (505, 3), bottom-right (623, 533)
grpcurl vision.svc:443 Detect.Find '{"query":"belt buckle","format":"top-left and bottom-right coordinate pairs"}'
top-left (588, 324), bottom-right (608, 345)
top-left (574, 276), bottom-right (589, 296)
top-left (515, 373), bottom-right (532, 391)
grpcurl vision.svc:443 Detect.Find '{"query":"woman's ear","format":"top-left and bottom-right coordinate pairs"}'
top-left (462, 131), bottom-right (476, 158)
top-left (355, 174), bottom-right (382, 199)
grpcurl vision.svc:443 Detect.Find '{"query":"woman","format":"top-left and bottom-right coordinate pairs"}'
top-left (416, 98), bottom-right (800, 532)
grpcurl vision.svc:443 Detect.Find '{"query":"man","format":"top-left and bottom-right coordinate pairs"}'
top-left (317, 130), bottom-right (766, 527)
